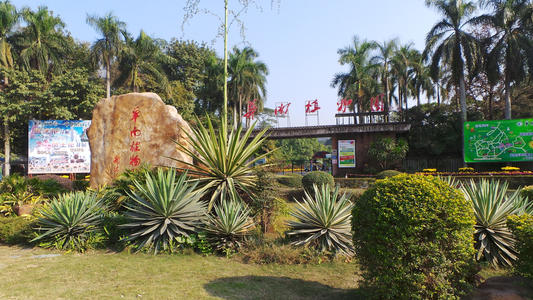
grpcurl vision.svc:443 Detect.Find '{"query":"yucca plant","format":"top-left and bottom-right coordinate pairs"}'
top-left (120, 168), bottom-right (206, 253)
top-left (460, 179), bottom-right (533, 267)
top-left (173, 116), bottom-right (270, 210)
top-left (287, 184), bottom-right (354, 256)
top-left (32, 191), bottom-right (104, 251)
top-left (204, 198), bottom-right (255, 253)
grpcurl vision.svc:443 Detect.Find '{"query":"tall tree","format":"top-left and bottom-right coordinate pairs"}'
top-left (115, 30), bottom-right (172, 93)
top-left (0, 0), bottom-right (18, 177)
top-left (86, 12), bottom-right (126, 98)
top-left (228, 46), bottom-right (268, 127)
top-left (424, 0), bottom-right (481, 124)
top-left (15, 6), bottom-right (69, 76)
top-left (371, 39), bottom-right (398, 111)
top-left (332, 36), bottom-right (378, 117)
top-left (392, 44), bottom-right (417, 111)
top-left (477, 0), bottom-right (533, 119)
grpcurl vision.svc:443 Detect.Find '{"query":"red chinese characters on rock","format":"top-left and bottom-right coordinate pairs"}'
top-left (129, 107), bottom-right (142, 167)
top-left (370, 94), bottom-right (385, 112)
top-left (243, 99), bottom-right (258, 120)
top-left (337, 99), bottom-right (353, 113)
top-left (275, 102), bottom-right (291, 116)
top-left (305, 99), bottom-right (320, 114)
top-left (111, 155), bottom-right (120, 175)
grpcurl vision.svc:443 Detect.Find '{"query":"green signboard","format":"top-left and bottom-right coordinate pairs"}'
top-left (464, 119), bottom-right (533, 162)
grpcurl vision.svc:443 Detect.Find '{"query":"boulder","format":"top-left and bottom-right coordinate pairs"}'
top-left (87, 92), bottom-right (193, 187)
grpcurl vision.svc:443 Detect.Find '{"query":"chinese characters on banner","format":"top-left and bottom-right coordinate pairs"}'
top-left (243, 99), bottom-right (258, 120)
top-left (129, 106), bottom-right (142, 167)
top-left (305, 99), bottom-right (320, 115)
top-left (337, 98), bottom-right (353, 113)
top-left (370, 94), bottom-right (385, 112)
top-left (275, 102), bottom-right (291, 116)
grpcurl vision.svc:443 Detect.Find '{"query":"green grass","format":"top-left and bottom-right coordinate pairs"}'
top-left (0, 245), bottom-right (362, 299)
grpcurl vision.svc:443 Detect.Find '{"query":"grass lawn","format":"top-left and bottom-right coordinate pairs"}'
top-left (0, 245), bottom-right (362, 299)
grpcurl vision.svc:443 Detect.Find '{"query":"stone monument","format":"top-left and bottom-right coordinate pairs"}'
top-left (87, 92), bottom-right (193, 187)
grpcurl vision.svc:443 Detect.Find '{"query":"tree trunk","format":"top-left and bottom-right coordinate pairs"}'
top-left (504, 79), bottom-right (511, 120)
top-left (488, 90), bottom-right (493, 120)
top-left (437, 84), bottom-right (441, 105)
top-left (3, 120), bottom-right (10, 177)
top-left (106, 57), bottom-right (111, 98)
top-left (459, 71), bottom-right (467, 167)
top-left (239, 95), bottom-right (243, 127)
top-left (233, 102), bottom-right (238, 129)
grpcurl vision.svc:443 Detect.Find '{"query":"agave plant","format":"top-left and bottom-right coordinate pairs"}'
top-left (204, 198), bottom-right (255, 253)
top-left (460, 179), bottom-right (533, 267)
top-left (173, 116), bottom-right (270, 210)
top-left (287, 184), bottom-right (354, 256)
top-left (32, 191), bottom-right (104, 250)
top-left (121, 168), bottom-right (206, 253)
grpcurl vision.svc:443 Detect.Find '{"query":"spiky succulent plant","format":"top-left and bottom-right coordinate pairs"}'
top-left (204, 198), bottom-right (255, 252)
top-left (32, 191), bottom-right (104, 251)
top-left (121, 168), bottom-right (206, 253)
top-left (461, 179), bottom-right (533, 266)
top-left (287, 184), bottom-right (354, 256)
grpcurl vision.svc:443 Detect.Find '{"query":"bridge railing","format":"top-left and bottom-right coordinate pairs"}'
top-left (335, 111), bottom-right (405, 125)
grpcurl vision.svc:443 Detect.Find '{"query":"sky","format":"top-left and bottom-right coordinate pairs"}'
top-left (11, 0), bottom-right (443, 126)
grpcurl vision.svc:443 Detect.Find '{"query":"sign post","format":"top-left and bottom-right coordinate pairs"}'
top-left (338, 140), bottom-right (356, 168)
top-left (464, 119), bottom-right (533, 162)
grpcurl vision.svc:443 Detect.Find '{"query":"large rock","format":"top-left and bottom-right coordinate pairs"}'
top-left (87, 92), bottom-right (193, 187)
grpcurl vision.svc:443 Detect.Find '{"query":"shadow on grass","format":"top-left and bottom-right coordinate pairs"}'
top-left (204, 275), bottom-right (368, 300)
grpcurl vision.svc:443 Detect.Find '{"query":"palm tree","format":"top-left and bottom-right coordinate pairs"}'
top-left (0, 0), bottom-right (18, 177)
top-left (392, 44), bottom-right (417, 111)
top-left (371, 39), bottom-right (398, 111)
top-left (410, 51), bottom-right (435, 105)
top-left (477, 0), bottom-right (533, 119)
top-left (86, 12), bottom-right (126, 98)
top-left (115, 30), bottom-right (172, 93)
top-left (228, 46), bottom-right (268, 128)
top-left (332, 36), bottom-right (379, 119)
top-left (15, 6), bottom-right (68, 76)
top-left (424, 0), bottom-right (481, 124)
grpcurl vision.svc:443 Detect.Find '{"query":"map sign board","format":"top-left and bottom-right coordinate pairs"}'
top-left (338, 140), bottom-right (356, 168)
top-left (464, 119), bottom-right (533, 162)
top-left (28, 120), bottom-right (91, 174)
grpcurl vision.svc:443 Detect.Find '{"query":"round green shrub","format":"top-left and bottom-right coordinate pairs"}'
top-left (375, 169), bottom-right (401, 179)
top-left (0, 216), bottom-right (37, 245)
top-left (352, 174), bottom-right (476, 299)
top-left (276, 174), bottom-right (303, 188)
top-left (302, 171), bottom-right (334, 192)
top-left (507, 214), bottom-right (533, 280)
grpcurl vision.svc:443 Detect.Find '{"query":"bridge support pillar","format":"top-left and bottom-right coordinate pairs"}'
top-left (332, 136), bottom-right (339, 177)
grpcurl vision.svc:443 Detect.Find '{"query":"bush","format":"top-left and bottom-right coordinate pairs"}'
top-left (0, 216), bottom-right (36, 245)
top-left (521, 185), bottom-right (533, 202)
top-left (375, 169), bottom-right (401, 179)
top-left (352, 174), bottom-right (477, 299)
top-left (302, 171), bottom-right (334, 193)
top-left (72, 180), bottom-right (90, 192)
top-left (32, 191), bottom-right (105, 252)
top-left (276, 174), bottom-right (303, 188)
top-left (34, 175), bottom-right (73, 191)
top-left (507, 214), bottom-right (533, 279)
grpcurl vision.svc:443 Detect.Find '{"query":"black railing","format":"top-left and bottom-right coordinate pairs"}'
top-left (335, 111), bottom-right (406, 125)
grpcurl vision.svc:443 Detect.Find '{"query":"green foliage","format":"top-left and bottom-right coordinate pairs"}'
top-left (352, 174), bottom-right (477, 299)
top-left (239, 241), bottom-right (327, 265)
top-left (375, 169), bottom-right (402, 179)
top-left (72, 180), bottom-right (90, 192)
top-left (121, 168), bottom-right (206, 254)
top-left (276, 174), bottom-right (302, 188)
top-left (507, 214), bottom-right (533, 280)
top-left (0, 216), bottom-right (37, 245)
top-left (32, 191), bottom-right (105, 252)
top-left (301, 171), bottom-right (334, 193)
top-left (250, 170), bottom-right (279, 233)
top-left (105, 165), bottom-right (156, 211)
top-left (276, 138), bottom-right (328, 162)
top-left (288, 185), bottom-right (354, 256)
top-left (174, 116), bottom-right (269, 210)
top-left (204, 199), bottom-right (255, 254)
top-left (460, 179), bottom-right (533, 267)
top-left (521, 185), bottom-right (533, 202)
top-left (368, 137), bottom-right (408, 170)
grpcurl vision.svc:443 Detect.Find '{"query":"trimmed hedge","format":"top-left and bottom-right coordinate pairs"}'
top-left (375, 169), bottom-right (402, 179)
top-left (302, 171), bottom-right (334, 192)
top-left (352, 174), bottom-right (477, 299)
top-left (507, 214), bottom-right (533, 280)
top-left (0, 216), bottom-right (36, 245)
top-left (276, 174), bottom-right (303, 188)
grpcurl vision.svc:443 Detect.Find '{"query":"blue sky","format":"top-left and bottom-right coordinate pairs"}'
top-left (11, 0), bottom-right (442, 126)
